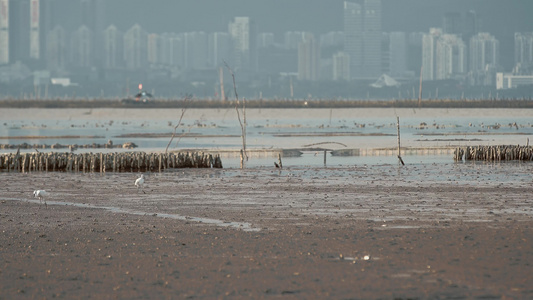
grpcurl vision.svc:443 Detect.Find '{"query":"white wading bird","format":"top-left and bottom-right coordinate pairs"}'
top-left (33, 190), bottom-right (48, 207)
top-left (135, 174), bottom-right (145, 193)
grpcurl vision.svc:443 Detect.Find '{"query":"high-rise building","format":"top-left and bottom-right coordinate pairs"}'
top-left (469, 32), bottom-right (499, 85)
top-left (320, 31), bottom-right (344, 48)
top-left (256, 32), bottom-right (274, 49)
top-left (514, 32), bottom-right (533, 75)
top-left (297, 33), bottom-right (320, 81)
top-left (389, 32), bottom-right (407, 77)
top-left (284, 31), bottom-right (307, 50)
top-left (333, 51), bottom-right (350, 81)
top-left (463, 10), bottom-right (480, 42)
top-left (70, 25), bottom-right (93, 67)
top-left (147, 33), bottom-right (160, 66)
top-left (9, 0), bottom-right (30, 63)
top-left (183, 31), bottom-right (207, 70)
top-left (228, 17), bottom-right (252, 70)
top-left (29, 0), bottom-right (39, 60)
top-left (0, 0), bottom-right (8, 64)
top-left (344, 0), bottom-right (382, 79)
top-left (80, 0), bottom-right (105, 66)
top-left (46, 25), bottom-right (66, 71)
top-left (442, 12), bottom-right (461, 35)
top-left (163, 33), bottom-right (184, 67)
top-left (103, 25), bottom-right (123, 69)
top-left (422, 28), bottom-right (442, 80)
top-left (123, 24), bottom-right (148, 70)
top-left (208, 32), bottom-right (231, 68)
top-left (1, 0), bottom-right (54, 66)
top-left (435, 34), bottom-right (467, 80)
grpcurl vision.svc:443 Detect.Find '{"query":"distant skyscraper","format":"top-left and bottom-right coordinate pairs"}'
top-left (344, 0), bottom-right (382, 79)
top-left (333, 51), bottom-right (350, 81)
top-left (29, 0), bottom-right (39, 60)
top-left (1, 0), bottom-right (54, 66)
top-left (228, 17), bottom-right (252, 70)
top-left (435, 34), bottom-right (466, 80)
top-left (123, 24), bottom-right (148, 70)
top-left (463, 10), bottom-right (480, 42)
top-left (442, 12), bottom-right (461, 35)
top-left (208, 32), bottom-right (231, 68)
top-left (103, 25), bottom-right (123, 69)
top-left (183, 31), bottom-right (208, 70)
top-left (70, 25), bottom-right (93, 67)
top-left (9, 0), bottom-right (30, 63)
top-left (407, 32), bottom-right (423, 77)
top-left (297, 33), bottom-right (320, 81)
top-left (284, 31), bottom-right (307, 50)
top-left (256, 32), bottom-right (274, 49)
top-left (0, 0), bottom-right (8, 64)
top-left (80, 0), bottom-right (105, 67)
top-left (422, 28), bottom-right (442, 80)
top-left (514, 32), bottom-right (533, 74)
top-left (389, 32), bottom-right (407, 76)
top-left (147, 33), bottom-right (160, 65)
top-left (469, 32), bottom-right (499, 85)
top-left (320, 31), bottom-right (344, 48)
top-left (46, 25), bottom-right (66, 71)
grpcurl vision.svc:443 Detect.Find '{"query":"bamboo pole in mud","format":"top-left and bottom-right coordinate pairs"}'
top-left (397, 116), bottom-right (405, 165)
top-left (324, 150), bottom-right (327, 166)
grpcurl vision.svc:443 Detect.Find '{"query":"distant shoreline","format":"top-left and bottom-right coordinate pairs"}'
top-left (1, 98), bottom-right (533, 109)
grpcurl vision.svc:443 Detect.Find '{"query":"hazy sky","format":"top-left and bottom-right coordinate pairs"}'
top-left (55, 0), bottom-right (531, 69)
top-left (98, 0), bottom-right (533, 38)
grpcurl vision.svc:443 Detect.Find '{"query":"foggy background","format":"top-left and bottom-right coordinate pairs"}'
top-left (1, 0), bottom-right (532, 100)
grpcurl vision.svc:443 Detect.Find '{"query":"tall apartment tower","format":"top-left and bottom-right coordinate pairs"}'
top-left (103, 25), bottom-right (123, 69)
top-left (46, 25), bottom-right (66, 71)
top-left (70, 25), bottom-right (93, 67)
top-left (0, 0), bottom-right (8, 64)
top-left (333, 51), bottom-right (351, 81)
top-left (442, 12), bottom-right (462, 35)
top-left (229, 17), bottom-right (255, 70)
top-left (297, 33), bottom-right (320, 81)
top-left (469, 32), bottom-right (499, 85)
top-left (421, 28), bottom-right (442, 80)
top-left (147, 33), bottom-right (160, 65)
top-left (1, 0), bottom-right (54, 66)
top-left (514, 32), bottom-right (533, 74)
top-left (208, 32), bottom-right (231, 68)
top-left (435, 34), bottom-right (467, 80)
top-left (80, 0), bottom-right (105, 67)
top-left (463, 10), bottom-right (480, 42)
top-left (344, 0), bottom-right (382, 79)
top-left (29, 0), bottom-right (39, 60)
top-left (123, 24), bottom-right (148, 70)
top-left (389, 32), bottom-right (407, 77)
top-left (183, 31), bottom-right (207, 70)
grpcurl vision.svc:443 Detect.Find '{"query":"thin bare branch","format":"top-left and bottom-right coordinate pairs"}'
top-left (165, 95), bottom-right (192, 153)
top-left (224, 61), bottom-right (248, 163)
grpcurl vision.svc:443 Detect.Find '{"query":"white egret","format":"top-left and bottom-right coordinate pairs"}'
top-left (33, 190), bottom-right (48, 207)
top-left (135, 174), bottom-right (145, 193)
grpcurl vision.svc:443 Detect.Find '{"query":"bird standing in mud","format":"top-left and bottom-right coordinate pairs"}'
top-left (33, 190), bottom-right (48, 207)
top-left (135, 174), bottom-right (145, 193)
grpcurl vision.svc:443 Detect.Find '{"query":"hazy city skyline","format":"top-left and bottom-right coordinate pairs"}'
top-left (40, 0), bottom-right (533, 71)
top-left (1, 0), bottom-right (532, 100)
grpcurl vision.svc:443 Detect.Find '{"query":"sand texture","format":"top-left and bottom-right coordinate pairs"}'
top-left (1, 163), bottom-right (532, 299)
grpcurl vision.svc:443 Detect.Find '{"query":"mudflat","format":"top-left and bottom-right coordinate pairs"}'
top-left (1, 163), bottom-right (532, 299)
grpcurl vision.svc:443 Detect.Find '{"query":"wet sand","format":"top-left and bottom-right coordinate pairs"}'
top-left (1, 164), bottom-right (532, 299)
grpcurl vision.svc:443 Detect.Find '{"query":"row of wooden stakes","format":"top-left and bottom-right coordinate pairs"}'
top-left (454, 145), bottom-right (533, 161)
top-left (0, 151), bottom-right (223, 172)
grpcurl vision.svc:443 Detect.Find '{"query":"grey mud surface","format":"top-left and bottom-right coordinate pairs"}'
top-left (1, 162), bottom-right (532, 299)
